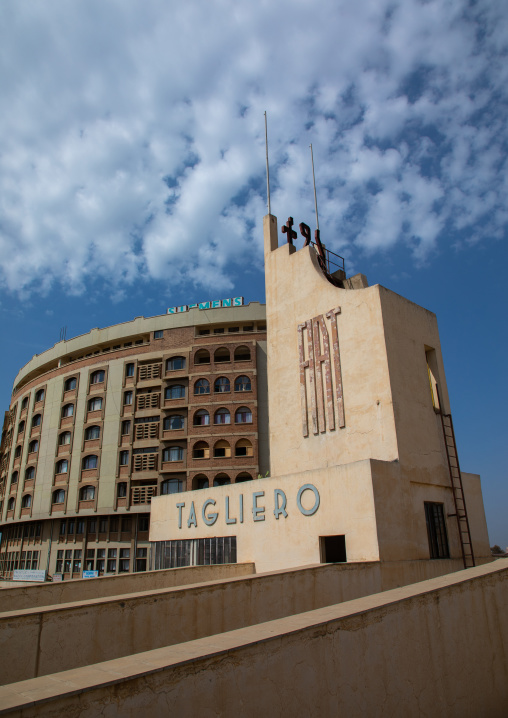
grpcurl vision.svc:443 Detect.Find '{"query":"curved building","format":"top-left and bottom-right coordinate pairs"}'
top-left (0, 301), bottom-right (268, 578)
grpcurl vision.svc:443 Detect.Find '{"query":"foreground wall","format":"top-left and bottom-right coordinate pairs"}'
top-left (0, 560), bottom-right (506, 717)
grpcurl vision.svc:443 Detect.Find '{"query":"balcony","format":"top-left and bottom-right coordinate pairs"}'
top-left (131, 486), bottom-right (157, 504)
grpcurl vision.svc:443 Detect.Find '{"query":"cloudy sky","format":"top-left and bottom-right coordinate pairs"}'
top-left (1, 0), bottom-right (507, 544)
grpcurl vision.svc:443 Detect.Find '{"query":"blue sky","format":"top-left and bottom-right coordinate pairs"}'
top-left (0, 0), bottom-right (506, 545)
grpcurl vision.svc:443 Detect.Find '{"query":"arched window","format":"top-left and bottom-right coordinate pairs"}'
top-left (163, 446), bottom-right (184, 462)
top-left (117, 482), bottom-right (127, 498)
top-left (235, 438), bottom-right (253, 457)
top-left (193, 474), bottom-right (209, 490)
top-left (21, 494), bottom-right (32, 508)
top-left (235, 406), bottom-right (252, 424)
top-left (14, 445), bottom-right (22, 458)
top-left (234, 375), bottom-right (251, 392)
top-left (7, 497), bottom-right (15, 510)
top-left (90, 370), bottom-right (105, 385)
top-left (55, 460), bottom-right (68, 474)
top-left (194, 349), bottom-right (210, 365)
top-left (59, 431), bottom-right (71, 446)
top-left (28, 440), bottom-right (39, 453)
top-left (161, 479), bottom-right (183, 495)
top-left (125, 363), bottom-right (135, 377)
top-left (21, 397), bottom-right (29, 410)
top-left (164, 415), bottom-right (184, 430)
top-left (25, 466), bottom-right (35, 481)
top-left (214, 347), bottom-right (230, 363)
top-left (213, 473), bottom-right (231, 487)
top-left (61, 404), bottom-right (74, 418)
top-left (165, 385), bottom-right (185, 400)
top-left (236, 472), bottom-right (253, 482)
top-left (214, 376), bottom-right (230, 393)
top-left (64, 377), bottom-right (77, 391)
top-left (82, 455), bottom-right (98, 470)
top-left (166, 356), bottom-right (186, 371)
top-left (32, 414), bottom-right (42, 427)
top-left (193, 409), bottom-right (210, 426)
top-left (84, 425), bottom-right (100, 441)
top-left (193, 441), bottom-right (209, 459)
top-left (88, 397), bottom-right (103, 411)
top-left (17, 420), bottom-right (25, 435)
top-left (213, 439), bottom-right (231, 458)
top-left (194, 379), bottom-right (210, 395)
top-left (80, 485), bottom-right (96, 501)
top-left (11, 471), bottom-right (18, 485)
top-left (123, 391), bottom-right (133, 405)
top-left (35, 389), bottom-right (45, 402)
top-left (119, 450), bottom-right (129, 466)
top-left (234, 346), bottom-right (251, 361)
top-left (53, 489), bottom-right (65, 504)
top-left (214, 408), bottom-right (231, 425)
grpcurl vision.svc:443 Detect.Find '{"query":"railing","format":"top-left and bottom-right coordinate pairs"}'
top-left (133, 453), bottom-right (158, 472)
top-left (136, 393), bottom-right (161, 410)
top-left (135, 423), bottom-right (160, 440)
top-left (138, 364), bottom-right (162, 381)
top-left (131, 486), bottom-right (157, 504)
top-left (311, 242), bottom-right (345, 275)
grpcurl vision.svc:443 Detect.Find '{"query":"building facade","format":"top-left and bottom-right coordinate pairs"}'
top-left (0, 302), bottom-right (268, 578)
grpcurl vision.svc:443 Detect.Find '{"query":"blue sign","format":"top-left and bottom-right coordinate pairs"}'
top-left (83, 570), bottom-right (99, 579)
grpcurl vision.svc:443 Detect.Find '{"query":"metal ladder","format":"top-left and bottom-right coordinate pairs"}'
top-left (440, 412), bottom-right (475, 568)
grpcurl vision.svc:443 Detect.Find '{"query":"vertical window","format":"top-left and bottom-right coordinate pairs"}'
top-left (424, 502), bottom-right (450, 559)
top-left (121, 420), bottom-right (131, 435)
top-left (117, 482), bottom-right (127, 498)
top-left (154, 330), bottom-right (163, 339)
top-left (119, 451), bottom-right (129, 466)
top-left (124, 391), bottom-right (133, 405)
top-left (125, 363), bottom-right (135, 377)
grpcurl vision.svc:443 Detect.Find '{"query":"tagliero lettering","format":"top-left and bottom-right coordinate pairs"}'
top-left (175, 484), bottom-right (320, 529)
top-left (167, 297), bottom-right (244, 314)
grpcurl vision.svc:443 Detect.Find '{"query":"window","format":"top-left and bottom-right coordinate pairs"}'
top-left (243, 325), bottom-right (253, 332)
top-left (235, 439), bottom-right (253, 457)
top-left (117, 482), bottom-right (127, 498)
top-left (214, 377), bottom-right (230, 393)
top-left (32, 414), bottom-right (42, 427)
top-left (125, 363), bottom-right (135, 377)
top-left (79, 485), bottom-right (96, 501)
top-left (236, 472), bottom-right (253, 482)
top-left (123, 391), bottom-right (133, 405)
top-left (214, 347), bottom-right (230, 363)
top-left (7, 497), bottom-right (15, 511)
top-left (198, 329), bottom-right (210, 336)
top-left (76, 520), bottom-right (84, 534)
top-left (59, 431), bottom-right (71, 446)
top-left (11, 471), bottom-right (18, 485)
top-left (228, 326), bottom-right (240, 333)
top-left (121, 420), bottom-right (131, 435)
top-left (213, 327), bottom-right (225, 334)
top-left (213, 474), bottom-right (230, 487)
top-left (214, 408), bottom-right (231, 425)
top-left (28, 440), bottom-right (39, 453)
top-left (53, 489), bottom-right (65, 504)
top-left (138, 515), bottom-right (149, 532)
top-left (193, 474), bottom-right (209, 490)
top-left (135, 547), bottom-right (148, 572)
top-left (82, 455), bottom-right (98, 470)
top-left (21, 494), bottom-right (32, 508)
top-left (234, 346), bottom-right (251, 361)
top-left (88, 397), bottom-right (103, 411)
top-left (68, 519), bottom-right (75, 535)
top-left (165, 384), bottom-right (186, 400)
top-left (61, 404), bottom-right (74, 418)
top-left (25, 466), bottom-right (35, 481)
top-left (166, 356), bottom-right (185, 371)
top-left (90, 370), bottom-right (105, 385)
top-left (21, 397), bottom-right (29, 410)
top-left (64, 377), bottom-right (77, 391)
top-left (194, 379), bottom-right (210, 395)
top-left (213, 440), bottom-right (230, 458)
top-left (84, 425), bottom-right (100, 441)
top-left (59, 520), bottom-right (66, 536)
top-left (55, 460), bottom-right (68, 474)
top-left (110, 518), bottom-right (119, 532)
top-left (193, 409), bottom-right (210, 426)
top-left (14, 445), bottom-right (22, 458)
top-left (99, 518), bottom-right (107, 533)
top-left (163, 446), bottom-right (183, 462)
top-left (73, 550), bottom-right (82, 573)
top-left (18, 420), bottom-right (25, 435)
top-left (161, 479), bottom-right (183, 495)
top-left (119, 451), bottom-right (129, 466)
top-left (194, 349), bottom-right (210, 365)
top-left (154, 330), bottom-right (163, 339)
top-left (88, 518), bottom-right (97, 534)
top-left (193, 441), bottom-right (209, 459)
top-left (235, 375), bottom-right (251, 392)
top-left (35, 389), bottom-right (45, 402)
top-left (119, 548), bottom-right (130, 573)
top-left (425, 502), bottom-right (450, 559)
top-left (164, 415), bottom-right (184, 430)
top-left (235, 406), bottom-right (252, 423)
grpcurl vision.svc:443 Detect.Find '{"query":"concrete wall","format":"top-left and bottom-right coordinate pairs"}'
top-left (0, 558), bottom-right (473, 686)
top-left (1, 560), bottom-right (506, 717)
top-left (0, 562), bottom-right (254, 612)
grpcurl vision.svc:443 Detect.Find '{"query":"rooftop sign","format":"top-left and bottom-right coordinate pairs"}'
top-left (167, 297), bottom-right (244, 315)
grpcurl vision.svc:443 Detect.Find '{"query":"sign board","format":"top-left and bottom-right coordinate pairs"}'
top-left (52, 574), bottom-right (63, 582)
top-left (167, 296), bottom-right (244, 314)
top-left (82, 570), bottom-right (99, 579)
top-left (12, 569), bottom-right (46, 582)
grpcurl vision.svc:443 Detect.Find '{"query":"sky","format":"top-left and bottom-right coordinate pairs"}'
top-left (0, 0), bottom-right (506, 546)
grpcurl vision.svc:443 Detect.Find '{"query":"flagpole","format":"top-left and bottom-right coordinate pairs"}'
top-left (264, 111), bottom-right (271, 216)
top-left (310, 143), bottom-right (319, 231)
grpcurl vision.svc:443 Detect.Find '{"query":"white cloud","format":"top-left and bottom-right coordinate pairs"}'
top-left (0, 0), bottom-right (506, 297)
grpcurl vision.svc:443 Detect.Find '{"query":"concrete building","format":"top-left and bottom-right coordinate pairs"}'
top-left (0, 301), bottom-right (268, 578)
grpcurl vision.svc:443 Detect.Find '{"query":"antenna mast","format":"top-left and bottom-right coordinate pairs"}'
top-left (310, 143), bottom-right (319, 231)
top-left (264, 111), bottom-right (271, 216)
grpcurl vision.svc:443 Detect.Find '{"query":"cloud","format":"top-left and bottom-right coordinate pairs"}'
top-left (0, 0), bottom-right (506, 298)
